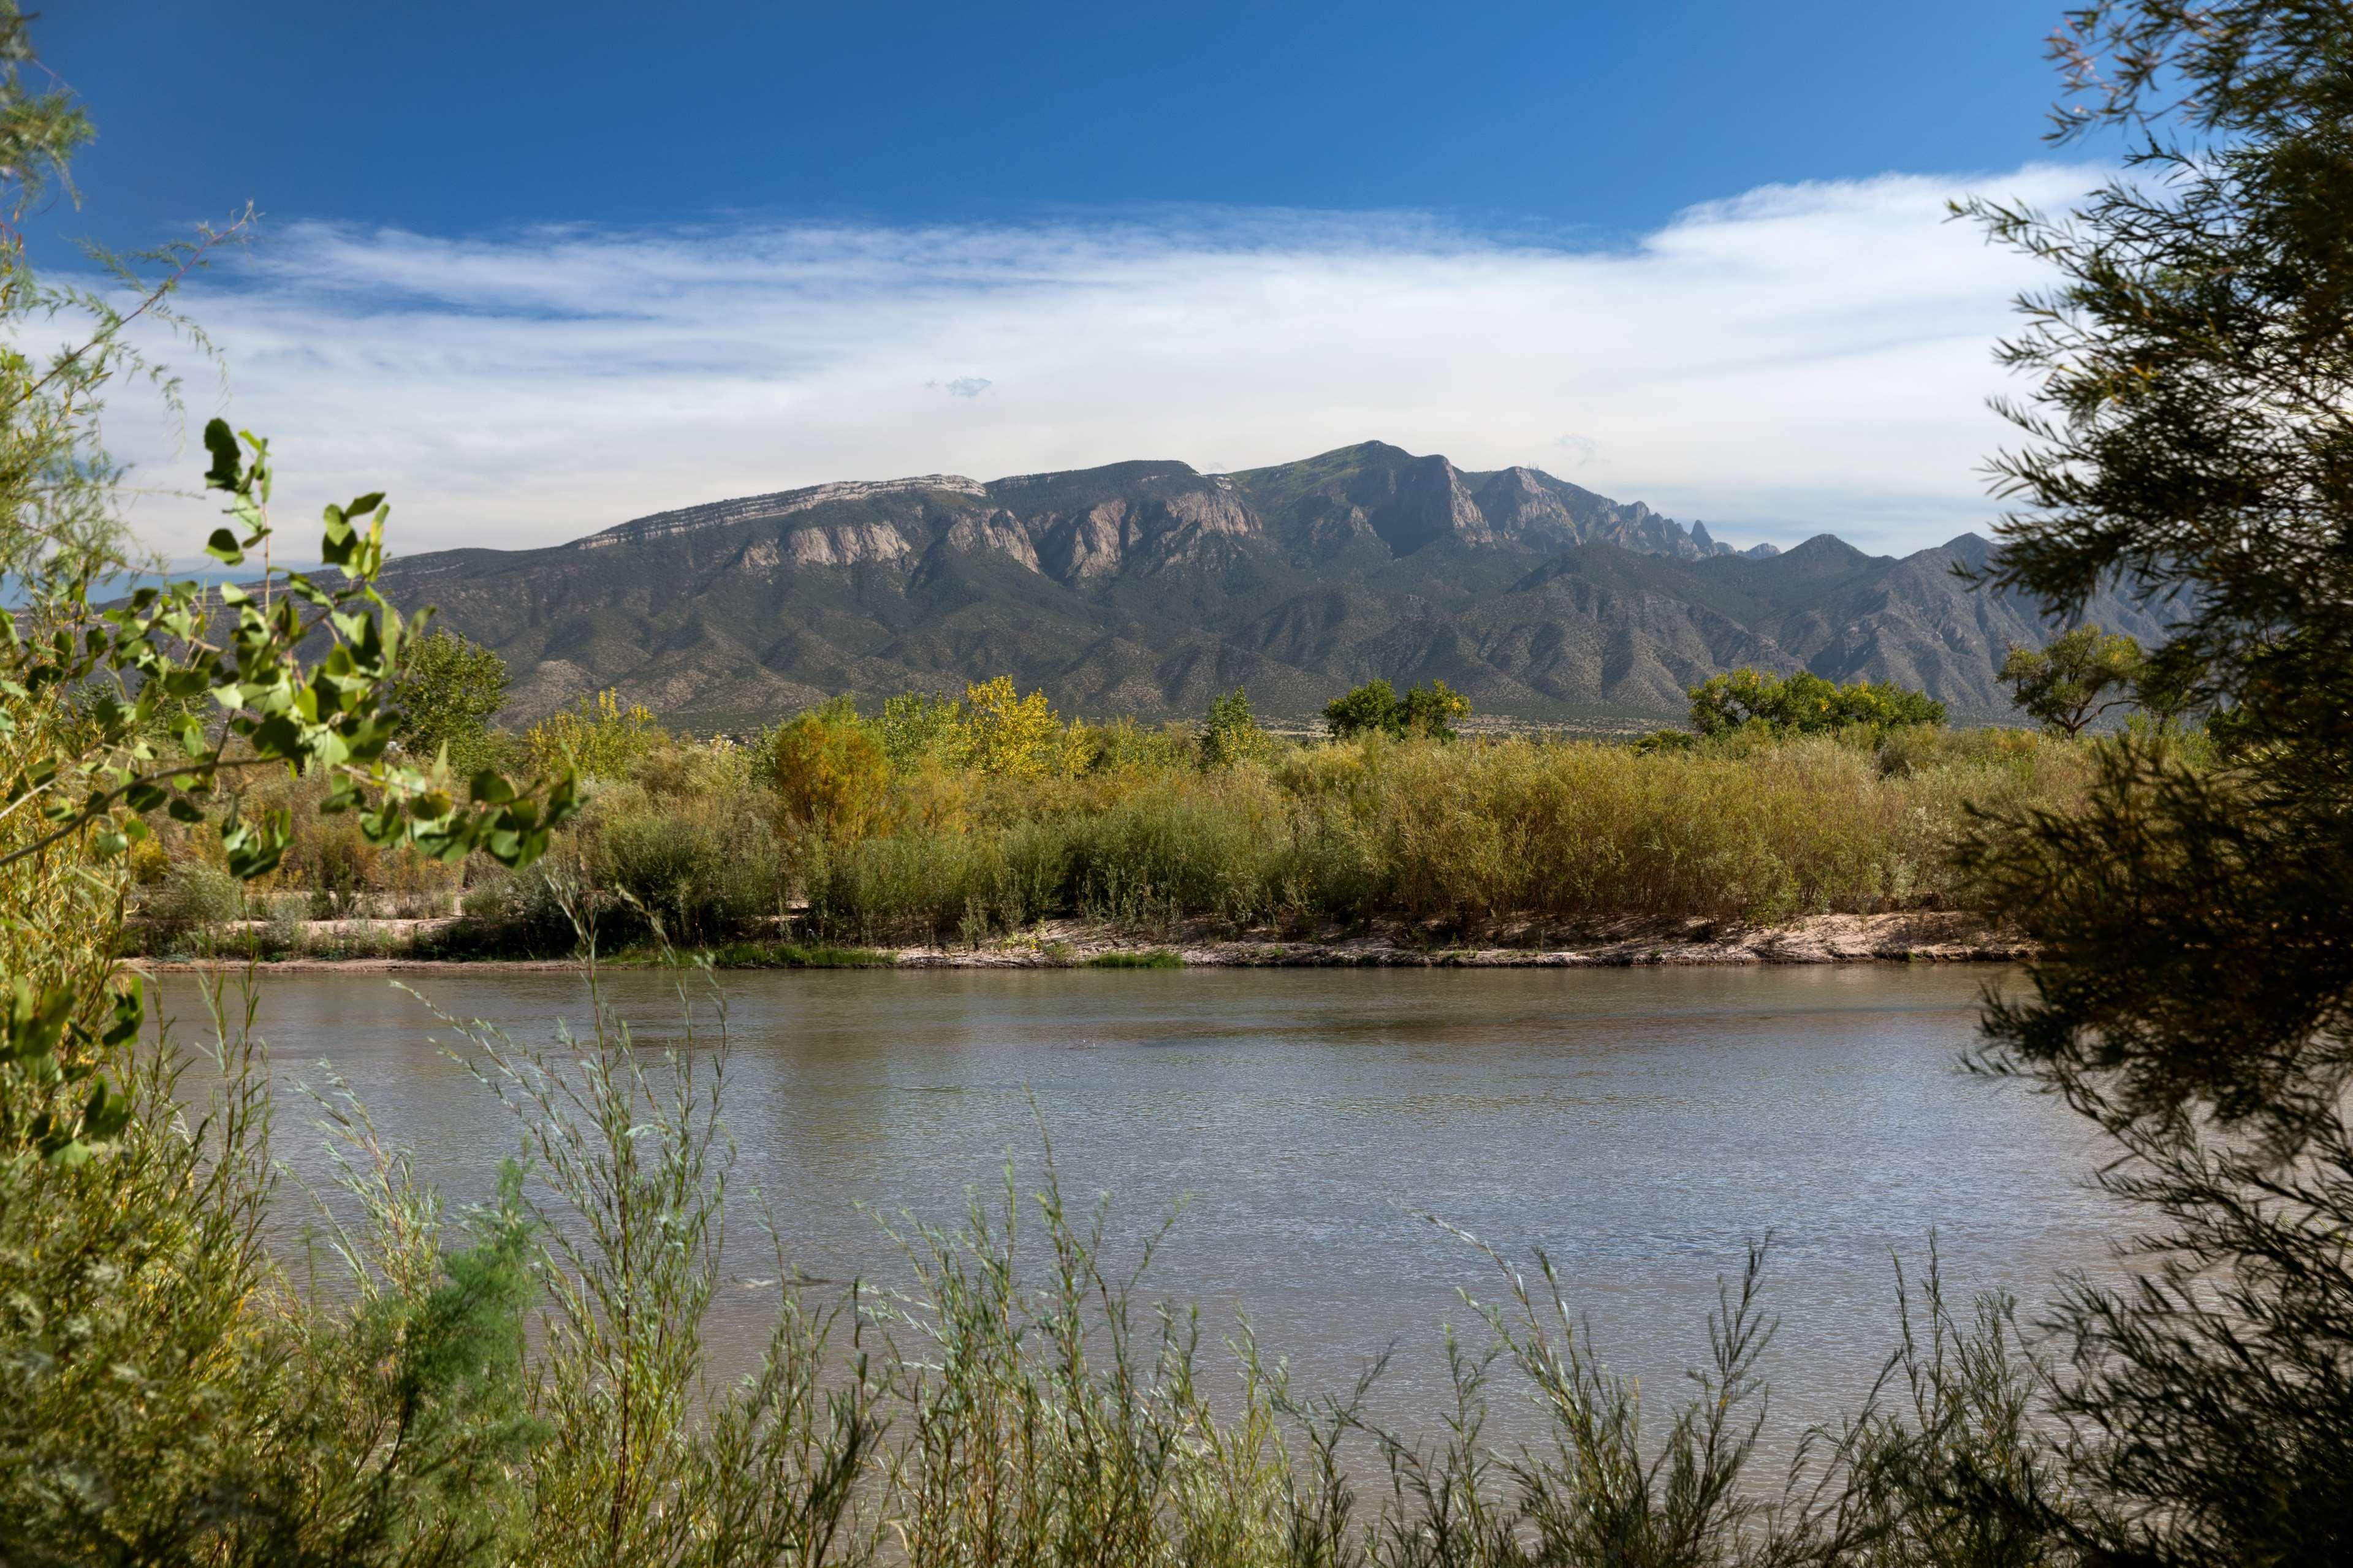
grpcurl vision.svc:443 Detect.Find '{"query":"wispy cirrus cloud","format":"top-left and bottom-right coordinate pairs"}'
top-left (107, 165), bottom-right (2096, 560)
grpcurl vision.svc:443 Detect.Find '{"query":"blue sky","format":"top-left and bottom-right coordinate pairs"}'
top-left (51, 2), bottom-right (2067, 246)
top-left (47, 2), bottom-right (2104, 558)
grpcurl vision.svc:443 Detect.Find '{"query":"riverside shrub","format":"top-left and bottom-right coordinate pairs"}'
top-left (594, 795), bottom-right (781, 945)
top-left (769, 699), bottom-right (894, 840)
top-left (1082, 714), bottom-right (1199, 773)
top-left (178, 702), bottom-right (2093, 955)
top-left (524, 689), bottom-right (664, 779)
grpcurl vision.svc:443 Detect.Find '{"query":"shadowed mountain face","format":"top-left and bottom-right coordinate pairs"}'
top-left (375, 441), bottom-right (2170, 727)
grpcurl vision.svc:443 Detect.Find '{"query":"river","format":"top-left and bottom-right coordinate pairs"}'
top-left (160, 961), bottom-right (2118, 1441)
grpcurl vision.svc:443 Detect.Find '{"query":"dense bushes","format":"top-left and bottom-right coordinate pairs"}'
top-left (595, 797), bottom-right (782, 944)
top-left (129, 680), bottom-right (2094, 955)
top-left (523, 688), bottom-right (664, 779)
top-left (459, 737), bottom-right (785, 951)
top-left (797, 727), bottom-right (2083, 942)
top-left (145, 862), bottom-right (243, 943)
top-left (124, 765), bottom-right (469, 944)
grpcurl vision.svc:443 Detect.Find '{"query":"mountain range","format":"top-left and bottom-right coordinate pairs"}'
top-left (374, 441), bottom-right (2170, 729)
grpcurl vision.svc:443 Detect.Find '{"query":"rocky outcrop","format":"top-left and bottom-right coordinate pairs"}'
top-left (1471, 467), bottom-right (1586, 548)
top-left (1038, 501), bottom-right (1131, 580)
top-left (1021, 483), bottom-right (1263, 581)
top-left (577, 474), bottom-right (986, 550)
top-left (939, 510), bottom-right (1043, 572)
top-left (734, 522), bottom-right (916, 572)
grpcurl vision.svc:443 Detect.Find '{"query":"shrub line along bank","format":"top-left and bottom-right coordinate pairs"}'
top-left (129, 667), bottom-right (2154, 966)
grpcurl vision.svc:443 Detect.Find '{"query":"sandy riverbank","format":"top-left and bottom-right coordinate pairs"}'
top-left (131, 911), bottom-right (2029, 973)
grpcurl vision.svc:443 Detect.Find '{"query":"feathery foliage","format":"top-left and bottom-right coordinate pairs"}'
top-left (1950, 3), bottom-right (2353, 1561)
top-left (525, 688), bottom-right (664, 781)
top-left (1959, 0), bottom-right (2353, 1147)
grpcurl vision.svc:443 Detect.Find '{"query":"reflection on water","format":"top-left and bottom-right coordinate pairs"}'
top-left (162, 963), bottom-right (2116, 1434)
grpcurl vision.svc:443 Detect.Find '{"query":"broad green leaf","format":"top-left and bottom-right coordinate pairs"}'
top-left (100, 981), bottom-right (143, 1048)
top-left (202, 417), bottom-right (242, 488)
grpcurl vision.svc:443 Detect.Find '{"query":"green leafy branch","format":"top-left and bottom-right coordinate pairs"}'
top-left (2, 419), bottom-right (576, 876)
top-left (0, 422), bottom-right (579, 1162)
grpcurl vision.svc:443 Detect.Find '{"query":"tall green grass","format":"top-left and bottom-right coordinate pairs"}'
top-left (1086, 949), bottom-right (1184, 968)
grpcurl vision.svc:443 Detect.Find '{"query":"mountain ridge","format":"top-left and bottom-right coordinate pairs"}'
top-left (372, 441), bottom-right (2166, 727)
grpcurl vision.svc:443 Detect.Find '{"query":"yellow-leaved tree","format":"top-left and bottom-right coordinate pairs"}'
top-left (959, 676), bottom-right (1070, 779)
top-left (769, 700), bottom-right (895, 840)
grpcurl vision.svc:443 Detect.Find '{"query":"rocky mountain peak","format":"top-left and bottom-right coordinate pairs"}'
top-left (1937, 532), bottom-right (1997, 569)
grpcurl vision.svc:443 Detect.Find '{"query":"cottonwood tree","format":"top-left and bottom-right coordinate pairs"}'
top-left (0, 1), bottom-right (570, 1161)
top-left (1686, 667), bottom-right (1945, 738)
top-left (390, 629), bottom-right (511, 779)
top-left (1321, 678), bottom-right (1472, 741)
top-left (1996, 624), bottom-right (2143, 737)
top-left (1198, 686), bottom-right (1274, 768)
top-left (0, 5), bottom-right (585, 1553)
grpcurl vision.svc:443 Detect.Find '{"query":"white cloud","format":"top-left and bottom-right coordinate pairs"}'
top-left (102, 166), bottom-right (2099, 561)
top-left (1552, 433), bottom-right (1601, 468)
